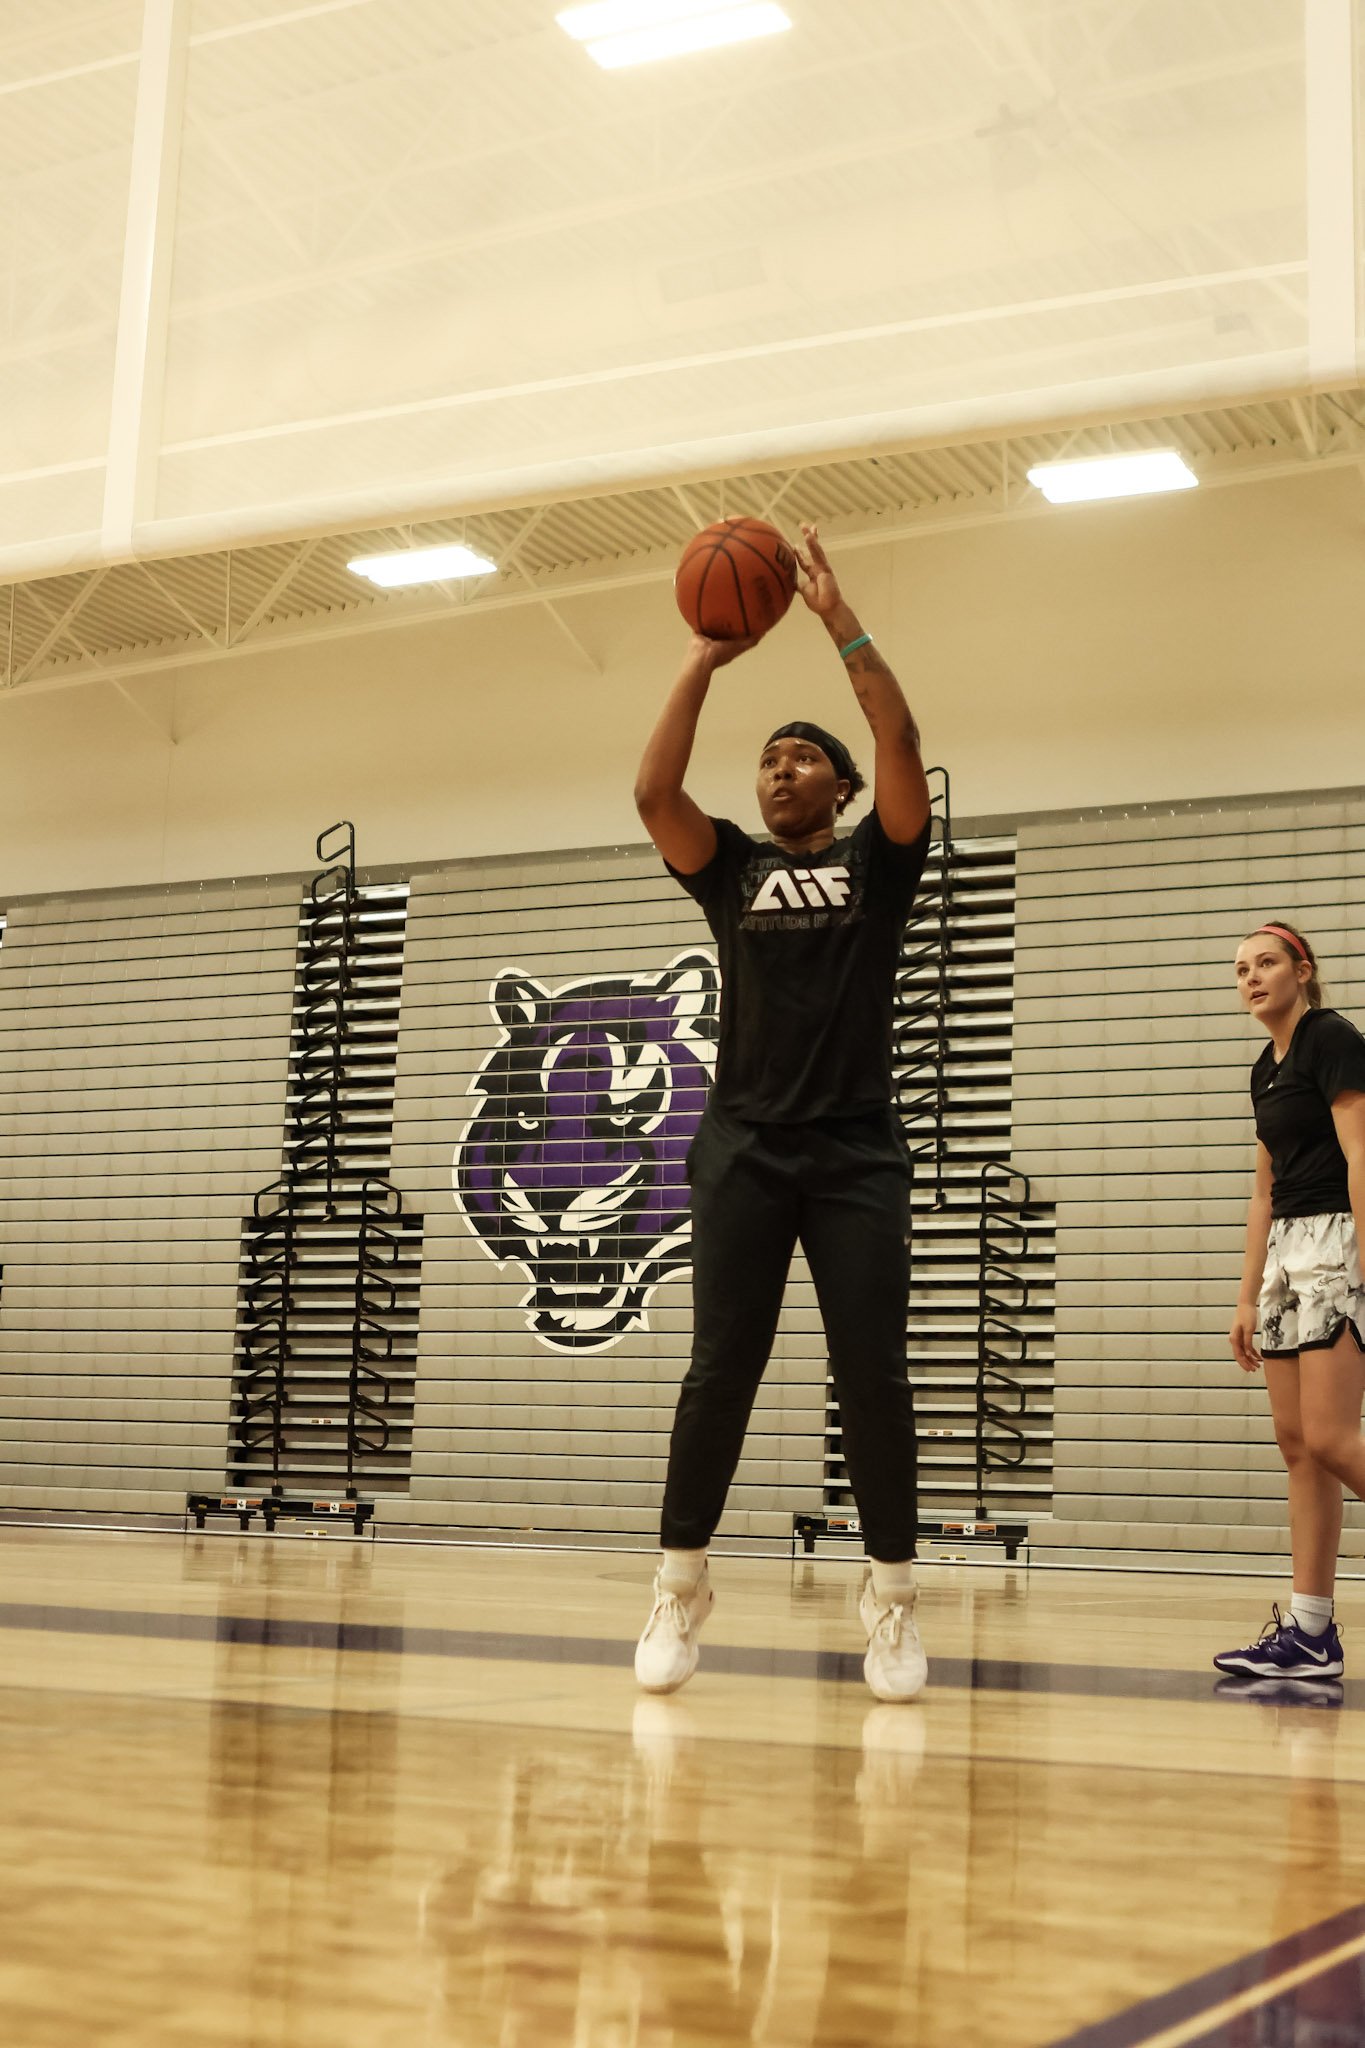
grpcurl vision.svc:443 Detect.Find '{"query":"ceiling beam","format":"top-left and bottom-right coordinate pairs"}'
top-left (231, 537), bottom-right (322, 644)
top-left (14, 569), bottom-right (109, 683)
top-left (3, 432), bottom-right (1361, 704)
top-left (498, 507), bottom-right (600, 672)
top-left (101, 0), bottom-right (190, 559)
top-left (160, 262), bottom-right (1307, 472)
top-left (138, 558), bottom-right (221, 645)
top-left (1305, 0), bottom-right (1359, 384)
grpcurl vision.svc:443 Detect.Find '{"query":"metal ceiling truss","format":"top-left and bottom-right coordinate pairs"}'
top-left (3, 387), bottom-right (1363, 712)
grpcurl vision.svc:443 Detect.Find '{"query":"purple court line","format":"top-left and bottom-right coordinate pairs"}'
top-left (1047, 1902), bottom-right (1365, 2048)
top-left (0, 1599), bottom-right (1360, 1709)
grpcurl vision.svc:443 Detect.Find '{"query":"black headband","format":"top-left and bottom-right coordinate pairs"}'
top-left (763, 721), bottom-right (857, 787)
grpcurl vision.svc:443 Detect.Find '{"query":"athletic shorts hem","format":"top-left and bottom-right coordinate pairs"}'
top-left (1257, 1213), bottom-right (1365, 1357)
top-left (1261, 1315), bottom-right (1365, 1360)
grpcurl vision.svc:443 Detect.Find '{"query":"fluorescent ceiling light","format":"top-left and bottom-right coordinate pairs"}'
top-left (347, 542), bottom-right (497, 588)
top-left (558, 0), bottom-right (791, 69)
top-left (1026, 450), bottom-right (1198, 504)
top-left (589, 6), bottom-right (791, 67)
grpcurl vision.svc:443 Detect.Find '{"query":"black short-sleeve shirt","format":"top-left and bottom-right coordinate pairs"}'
top-left (1251, 1007), bottom-right (1365, 1217)
top-left (666, 808), bottom-right (930, 1122)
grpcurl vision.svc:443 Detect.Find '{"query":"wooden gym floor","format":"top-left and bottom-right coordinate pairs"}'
top-left (1, 1529), bottom-right (1364, 2048)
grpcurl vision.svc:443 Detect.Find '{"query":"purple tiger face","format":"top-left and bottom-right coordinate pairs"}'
top-left (453, 950), bottom-right (719, 1351)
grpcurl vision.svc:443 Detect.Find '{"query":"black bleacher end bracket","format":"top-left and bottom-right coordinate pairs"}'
top-left (186, 1492), bottom-right (374, 1537)
top-left (792, 1511), bottom-right (1027, 1562)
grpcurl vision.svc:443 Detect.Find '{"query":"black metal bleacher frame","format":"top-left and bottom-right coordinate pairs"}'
top-left (975, 1159), bottom-right (1039, 1522)
top-left (898, 764), bottom-right (954, 1214)
top-left (187, 821), bottom-right (407, 1537)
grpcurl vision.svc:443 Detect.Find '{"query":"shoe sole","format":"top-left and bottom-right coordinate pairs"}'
top-left (864, 1677), bottom-right (928, 1703)
top-left (1213, 1654), bottom-right (1344, 1679)
top-left (863, 1656), bottom-right (928, 1703)
top-left (634, 1642), bottom-right (699, 1695)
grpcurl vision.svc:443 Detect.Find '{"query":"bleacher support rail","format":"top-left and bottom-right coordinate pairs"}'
top-left (795, 775), bottom-right (1048, 1565)
top-left (896, 766), bottom-right (954, 1212)
top-left (188, 822), bottom-right (417, 1536)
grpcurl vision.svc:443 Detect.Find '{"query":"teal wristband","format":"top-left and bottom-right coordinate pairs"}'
top-left (839, 631), bottom-right (872, 659)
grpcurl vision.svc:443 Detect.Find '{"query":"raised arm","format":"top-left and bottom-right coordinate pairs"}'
top-left (634, 632), bottom-right (755, 874)
top-left (1229, 1139), bottom-right (1273, 1373)
top-left (791, 523), bottom-right (930, 846)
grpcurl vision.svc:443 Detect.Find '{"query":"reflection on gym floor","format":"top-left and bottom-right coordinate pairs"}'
top-left (2, 1530), bottom-right (1365, 2048)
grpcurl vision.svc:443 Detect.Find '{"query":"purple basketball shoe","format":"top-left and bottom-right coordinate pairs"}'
top-left (1213, 1603), bottom-right (1344, 1680)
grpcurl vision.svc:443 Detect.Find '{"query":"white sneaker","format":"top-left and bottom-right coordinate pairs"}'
top-left (634, 1568), bottom-right (714, 1694)
top-left (859, 1580), bottom-right (927, 1702)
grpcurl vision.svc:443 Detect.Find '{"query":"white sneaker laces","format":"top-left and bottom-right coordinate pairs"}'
top-left (646, 1591), bottom-right (691, 1641)
top-left (873, 1602), bottom-right (905, 1648)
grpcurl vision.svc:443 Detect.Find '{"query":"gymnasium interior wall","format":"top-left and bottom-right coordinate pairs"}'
top-left (0, 878), bottom-right (299, 1514)
top-left (2, 790), bottom-right (1362, 1563)
top-left (1013, 791), bottom-right (1365, 1569)
top-left (0, 846), bottom-right (828, 1535)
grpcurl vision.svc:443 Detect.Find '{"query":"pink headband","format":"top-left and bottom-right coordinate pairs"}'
top-left (1254, 924), bottom-right (1309, 960)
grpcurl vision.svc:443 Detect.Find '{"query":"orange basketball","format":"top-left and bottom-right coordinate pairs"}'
top-left (674, 517), bottom-right (797, 640)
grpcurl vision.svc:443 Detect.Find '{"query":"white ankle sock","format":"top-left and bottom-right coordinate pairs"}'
top-left (869, 1558), bottom-right (916, 1607)
top-left (659, 1547), bottom-right (707, 1594)
top-left (1291, 1591), bottom-right (1333, 1636)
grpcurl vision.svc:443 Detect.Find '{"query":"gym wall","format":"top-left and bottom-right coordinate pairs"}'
top-left (0, 844), bottom-right (831, 1539)
top-left (0, 878), bottom-right (298, 1514)
top-left (1013, 788), bottom-right (1365, 1568)
top-left (2, 783), bottom-right (1359, 1566)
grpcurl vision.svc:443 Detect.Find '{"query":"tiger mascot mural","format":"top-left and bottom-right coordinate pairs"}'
top-left (453, 949), bottom-right (720, 1353)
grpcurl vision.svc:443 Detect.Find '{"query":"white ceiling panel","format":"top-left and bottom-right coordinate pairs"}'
top-left (0, 0), bottom-right (1344, 583)
top-left (142, 0), bottom-right (1313, 555)
top-left (0, 2), bottom-right (141, 556)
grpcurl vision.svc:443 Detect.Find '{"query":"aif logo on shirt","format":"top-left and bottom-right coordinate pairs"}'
top-left (747, 866), bottom-right (852, 913)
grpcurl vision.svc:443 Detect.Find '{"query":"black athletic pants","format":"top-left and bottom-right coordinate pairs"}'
top-left (660, 1102), bottom-right (919, 1561)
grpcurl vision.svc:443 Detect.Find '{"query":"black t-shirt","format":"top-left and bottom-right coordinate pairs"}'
top-left (667, 808), bottom-right (931, 1122)
top-left (1251, 1007), bottom-right (1365, 1217)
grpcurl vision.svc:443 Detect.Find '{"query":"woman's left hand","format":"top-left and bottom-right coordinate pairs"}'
top-left (793, 522), bottom-right (842, 618)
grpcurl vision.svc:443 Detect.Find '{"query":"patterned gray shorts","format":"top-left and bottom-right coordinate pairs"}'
top-left (1258, 1213), bottom-right (1365, 1358)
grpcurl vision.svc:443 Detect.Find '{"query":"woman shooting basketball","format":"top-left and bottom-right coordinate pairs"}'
top-left (631, 523), bottom-right (932, 1702)
top-left (1215, 923), bottom-right (1365, 1682)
